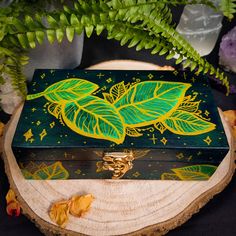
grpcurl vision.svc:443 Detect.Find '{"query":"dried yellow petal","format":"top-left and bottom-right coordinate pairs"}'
top-left (49, 200), bottom-right (70, 228)
top-left (6, 189), bottom-right (17, 204)
top-left (0, 122), bottom-right (4, 136)
top-left (69, 194), bottom-right (94, 217)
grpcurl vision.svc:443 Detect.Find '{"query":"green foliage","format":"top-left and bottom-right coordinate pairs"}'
top-left (0, 0), bottom-right (235, 97)
top-left (220, 0), bottom-right (236, 19)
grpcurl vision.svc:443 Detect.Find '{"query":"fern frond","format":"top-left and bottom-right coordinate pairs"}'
top-left (0, 0), bottom-right (232, 97)
top-left (0, 46), bottom-right (27, 97)
top-left (220, 0), bottom-right (236, 19)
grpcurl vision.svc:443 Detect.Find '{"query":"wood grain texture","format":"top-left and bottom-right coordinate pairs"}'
top-left (2, 60), bottom-right (236, 236)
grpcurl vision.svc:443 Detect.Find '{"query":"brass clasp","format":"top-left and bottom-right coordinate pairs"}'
top-left (96, 151), bottom-right (134, 179)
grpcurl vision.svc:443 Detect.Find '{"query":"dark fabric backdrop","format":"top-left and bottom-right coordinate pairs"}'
top-left (0, 6), bottom-right (236, 236)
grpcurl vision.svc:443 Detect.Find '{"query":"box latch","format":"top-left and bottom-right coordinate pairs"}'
top-left (97, 151), bottom-right (134, 179)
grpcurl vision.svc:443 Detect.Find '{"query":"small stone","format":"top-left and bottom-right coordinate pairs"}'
top-left (219, 26), bottom-right (236, 72)
top-left (0, 73), bottom-right (23, 114)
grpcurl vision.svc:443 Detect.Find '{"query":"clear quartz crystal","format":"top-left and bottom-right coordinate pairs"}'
top-left (176, 2), bottom-right (223, 56)
top-left (0, 0), bottom-right (84, 114)
top-left (23, 33), bottom-right (84, 80)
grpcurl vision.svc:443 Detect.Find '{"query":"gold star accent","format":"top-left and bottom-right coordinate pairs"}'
top-left (187, 155), bottom-right (193, 161)
top-left (204, 110), bottom-right (210, 116)
top-left (160, 137), bottom-right (168, 145)
top-left (64, 152), bottom-right (69, 158)
top-left (30, 152), bottom-right (36, 158)
top-left (148, 73), bottom-right (154, 79)
top-left (43, 102), bottom-right (50, 107)
top-left (133, 171), bottom-right (141, 178)
top-left (191, 77), bottom-right (195, 83)
top-left (106, 78), bottom-right (112, 83)
top-left (23, 129), bottom-right (33, 142)
top-left (40, 73), bottom-right (46, 79)
top-left (31, 108), bottom-right (37, 112)
top-left (96, 73), bottom-right (105, 79)
top-left (36, 121), bottom-right (41, 126)
top-left (149, 134), bottom-right (157, 144)
top-left (29, 138), bottom-right (35, 143)
top-left (203, 136), bottom-right (212, 145)
top-left (173, 70), bottom-right (178, 76)
top-left (50, 121), bottom-right (55, 128)
top-left (75, 169), bottom-right (81, 175)
top-left (39, 129), bottom-right (47, 141)
top-left (176, 153), bottom-right (184, 159)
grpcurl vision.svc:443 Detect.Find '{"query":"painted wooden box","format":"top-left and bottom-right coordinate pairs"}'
top-left (12, 69), bottom-right (229, 180)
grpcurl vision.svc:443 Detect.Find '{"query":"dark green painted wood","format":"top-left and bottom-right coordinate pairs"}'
top-left (12, 69), bottom-right (229, 180)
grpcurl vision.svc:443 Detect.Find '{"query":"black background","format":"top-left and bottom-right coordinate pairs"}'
top-left (0, 5), bottom-right (236, 236)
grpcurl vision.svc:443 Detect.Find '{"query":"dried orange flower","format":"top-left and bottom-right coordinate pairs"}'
top-left (69, 194), bottom-right (94, 217)
top-left (6, 189), bottom-right (21, 216)
top-left (49, 200), bottom-right (70, 228)
top-left (49, 193), bottom-right (94, 227)
top-left (223, 110), bottom-right (236, 138)
top-left (6, 201), bottom-right (21, 216)
top-left (0, 122), bottom-right (4, 136)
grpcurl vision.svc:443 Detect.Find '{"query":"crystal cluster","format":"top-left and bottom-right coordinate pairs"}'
top-left (219, 26), bottom-right (236, 73)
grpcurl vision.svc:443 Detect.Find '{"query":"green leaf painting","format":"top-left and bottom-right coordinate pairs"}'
top-left (114, 81), bottom-right (190, 127)
top-left (27, 79), bottom-right (99, 103)
top-left (22, 162), bottom-right (69, 180)
top-left (62, 95), bottom-right (125, 144)
top-left (161, 165), bottom-right (217, 180)
top-left (27, 78), bottom-right (216, 144)
top-left (163, 110), bottom-right (216, 135)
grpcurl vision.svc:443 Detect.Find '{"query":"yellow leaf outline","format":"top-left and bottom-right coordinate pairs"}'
top-left (126, 127), bottom-right (143, 137)
top-left (32, 162), bottom-right (69, 180)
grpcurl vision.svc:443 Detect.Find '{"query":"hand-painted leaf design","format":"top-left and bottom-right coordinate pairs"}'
top-left (161, 173), bottom-right (181, 180)
top-left (61, 95), bottom-right (125, 144)
top-left (114, 81), bottom-right (190, 127)
top-left (178, 101), bottom-right (201, 113)
top-left (103, 81), bottom-right (127, 104)
top-left (154, 122), bottom-right (167, 134)
top-left (27, 79), bottom-right (99, 103)
top-left (102, 92), bottom-right (114, 103)
top-left (163, 110), bottom-right (215, 135)
top-left (126, 127), bottom-right (143, 137)
top-left (171, 165), bottom-right (217, 180)
top-left (21, 169), bottom-right (34, 179)
top-left (48, 103), bottom-right (62, 118)
top-left (32, 162), bottom-right (69, 180)
top-left (109, 81), bottom-right (127, 102)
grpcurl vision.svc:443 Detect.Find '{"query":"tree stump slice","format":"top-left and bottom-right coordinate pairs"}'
top-left (2, 60), bottom-right (236, 236)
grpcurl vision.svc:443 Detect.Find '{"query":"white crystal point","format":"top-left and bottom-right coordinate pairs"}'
top-left (176, 3), bottom-right (223, 56)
